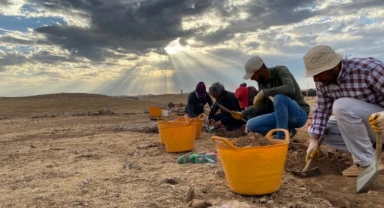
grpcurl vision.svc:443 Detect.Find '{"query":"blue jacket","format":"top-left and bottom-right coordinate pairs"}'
top-left (185, 91), bottom-right (213, 118)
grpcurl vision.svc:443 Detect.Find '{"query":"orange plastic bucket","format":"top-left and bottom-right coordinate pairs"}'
top-left (157, 117), bottom-right (190, 144)
top-left (211, 129), bottom-right (289, 195)
top-left (158, 119), bottom-right (197, 152)
top-left (175, 114), bottom-right (205, 139)
top-left (149, 106), bottom-right (162, 117)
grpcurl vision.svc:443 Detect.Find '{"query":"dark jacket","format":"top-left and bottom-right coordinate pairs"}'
top-left (209, 91), bottom-right (242, 126)
top-left (257, 66), bottom-right (310, 114)
top-left (185, 91), bottom-right (213, 118)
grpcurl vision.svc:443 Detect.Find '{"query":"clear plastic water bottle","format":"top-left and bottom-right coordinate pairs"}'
top-left (189, 153), bottom-right (217, 163)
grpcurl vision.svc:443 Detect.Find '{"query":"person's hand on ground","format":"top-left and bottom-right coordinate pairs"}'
top-left (253, 91), bottom-right (264, 107)
top-left (231, 111), bottom-right (243, 120)
top-left (306, 138), bottom-right (320, 163)
top-left (369, 111), bottom-right (384, 132)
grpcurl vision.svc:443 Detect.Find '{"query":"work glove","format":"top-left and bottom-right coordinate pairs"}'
top-left (306, 138), bottom-right (320, 163)
top-left (369, 111), bottom-right (384, 132)
top-left (253, 91), bottom-right (264, 107)
top-left (231, 111), bottom-right (243, 120)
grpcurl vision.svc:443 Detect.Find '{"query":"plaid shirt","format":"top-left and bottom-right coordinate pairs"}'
top-left (309, 57), bottom-right (384, 136)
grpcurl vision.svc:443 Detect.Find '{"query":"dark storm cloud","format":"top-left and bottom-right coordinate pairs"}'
top-left (193, 0), bottom-right (384, 46)
top-left (246, 42), bottom-right (260, 48)
top-left (3, 0), bottom-right (382, 63)
top-left (0, 35), bottom-right (49, 45)
top-left (31, 51), bottom-right (78, 64)
top-left (75, 65), bottom-right (91, 69)
top-left (33, 71), bottom-right (63, 78)
top-left (194, 30), bottom-right (235, 45)
top-left (246, 0), bottom-right (317, 27)
top-left (30, 0), bottom-right (217, 61)
top-left (0, 50), bottom-right (84, 72)
top-left (0, 52), bottom-right (28, 71)
top-left (0, 36), bottom-right (34, 45)
top-left (319, 0), bottom-right (384, 16)
top-left (0, 0), bottom-right (11, 6)
top-left (193, 0), bottom-right (318, 45)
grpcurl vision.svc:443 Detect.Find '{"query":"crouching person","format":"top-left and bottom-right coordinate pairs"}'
top-left (208, 82), bottom-right (245, 131)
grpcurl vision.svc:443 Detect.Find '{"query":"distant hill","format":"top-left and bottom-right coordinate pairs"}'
top-left (0, 93), bottom-right (110, 99)
top-left (0, 92), bottom-right (188, 117)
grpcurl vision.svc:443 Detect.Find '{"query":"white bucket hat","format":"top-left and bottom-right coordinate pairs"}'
top-left (303, 45), bottom-right (342, 77)
top-left (243, 56), bottom-right (264, 80)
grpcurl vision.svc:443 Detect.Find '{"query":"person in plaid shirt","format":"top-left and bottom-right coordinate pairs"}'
top-left (304, 45), bottom-right (384, 176)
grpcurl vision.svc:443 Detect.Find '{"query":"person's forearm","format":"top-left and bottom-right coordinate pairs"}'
top-left (263, 85), bottom-right (294, 97)
top-left (309, 134), bottom-right (320, 141)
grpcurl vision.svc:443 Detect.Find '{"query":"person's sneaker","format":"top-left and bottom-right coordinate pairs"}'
top-left (342, 164), bottom-right (369, 177)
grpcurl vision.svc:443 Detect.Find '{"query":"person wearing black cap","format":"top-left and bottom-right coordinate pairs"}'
top-left (184, 82), bottom-right (213, 118)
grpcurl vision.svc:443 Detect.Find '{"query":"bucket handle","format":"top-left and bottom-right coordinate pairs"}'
top-left (198, 114), bottom-right (206, 121)
top-left (177, 117), bottom-right (198, 125)
top-left (211, 136), bottom-right (239, 150)
top-left (176, 116), bottom-right (188, 121)
top-left (265, 128), bottom-right (290, 143)
top-left (188, 118), bottom-right (198, 125)
top-left (157, 117), bottom-right (169, 122)
top-left (157, 118), bottom-right (170, 125)
top-left (158, 118), bottom-right (197, 126)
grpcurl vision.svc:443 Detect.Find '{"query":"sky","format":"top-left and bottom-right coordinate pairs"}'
top-left (0, 0), bottom-right (383, 97)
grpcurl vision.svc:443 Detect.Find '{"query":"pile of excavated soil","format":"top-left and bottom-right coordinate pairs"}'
top-left (285, 141), bottom-right (353, 175)
top-left (214, 128), bottom-right (246, 138)
top-left (112, 122), bottom-right (159, 133)
top-left (233, 133), bottom-right (272, 147)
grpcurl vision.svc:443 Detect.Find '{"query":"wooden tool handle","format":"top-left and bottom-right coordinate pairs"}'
top-left (376, 132), bottom-right (382, 166)
top-left (303, 136), bottom-right (324, 172)
top-left (215, 103), bottom-right (247, 122)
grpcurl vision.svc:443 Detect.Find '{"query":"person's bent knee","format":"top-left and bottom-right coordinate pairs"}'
top-left (246, 121), bottom-right (255, 132)
top-left (273, 94), bottom-right (289, 106)
top-left (246, 118), bottom-right (260, 132)
top-left (333, 98), bottom-right (353, 116)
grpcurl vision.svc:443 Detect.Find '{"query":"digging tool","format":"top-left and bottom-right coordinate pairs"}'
top-left (203, 118), bottom-right (215, 133)
top-left (215, 103), bottom-right (247, 123)
top-left (356, 131), bottom-right (382, 193)
top-left (291, 136), bottom-right (324, 178)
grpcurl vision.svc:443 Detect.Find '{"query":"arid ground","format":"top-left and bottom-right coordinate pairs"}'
top-left (1, 93), bottom-right (383, 208)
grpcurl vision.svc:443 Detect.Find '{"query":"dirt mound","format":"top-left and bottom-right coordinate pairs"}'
top-left (233, 133), bottom-right (272, 147)
top-left (24, 93), bottom-right (110, 99)
top-left (214, 128), bottom-right (246, 138)
top-left (286, 142), bottom-right (352, 175)
top-left (114, 122), bottom-right (158, 133)
top-left (168, 102), bottom-right (185, 108)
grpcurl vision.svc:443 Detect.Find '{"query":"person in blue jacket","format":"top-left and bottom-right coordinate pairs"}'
top-left (184, 82), bottom-right (213, 118)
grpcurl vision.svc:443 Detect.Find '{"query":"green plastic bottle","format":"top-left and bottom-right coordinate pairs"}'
top-left (177, 152), bottom-right (194, 164)
top-left (189, 153), bottom-right (217, 163)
